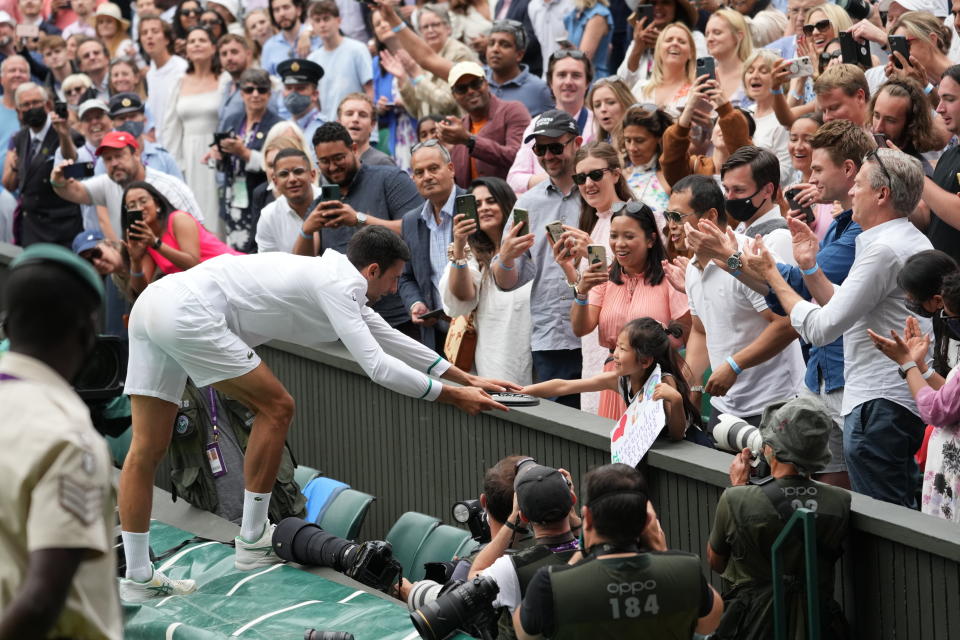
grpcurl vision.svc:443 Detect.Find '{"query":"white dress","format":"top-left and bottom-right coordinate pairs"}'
top-left (162, 81), bottom-right (223, 239)
top-left (440, 254), bottom-right (533, 385)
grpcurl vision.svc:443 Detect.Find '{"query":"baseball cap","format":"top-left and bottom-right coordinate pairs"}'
top-left (208, 0), bottom-right (240, 19)
top-left (0, 11), bottom-right (14, 27)
top-left (514, 463), bottom-right (573, 524)
top-left (10, 243), bottom-right (104, 303)
top-left (447, 61), bottom-right (486, 88)
top-left (524, 109), bottom-right (580, 143)
top-left (96, 130), bottom-right (139, 156)
top-left (877, 0), bottom-right (948, 17)
top-left (72, 229), bottom-right (104, 255)
top-left (108, 92), bottom-right (145, 117)
top-left (759, 397), bottom-right (833, 474)
top-left (78, 98), bottom-right (109, 120)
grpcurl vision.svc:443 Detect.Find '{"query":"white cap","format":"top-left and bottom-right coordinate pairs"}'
top-left (877, 0), bottom-right (948, 18)
top-left (208, 0), bottom-right (240, 19)
top-left (0, 11), bottom-right (15, 27)
top-left (78, 99), bottom-right (109, 119)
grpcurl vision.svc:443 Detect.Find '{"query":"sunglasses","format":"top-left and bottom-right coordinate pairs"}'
top-left (611, 201), bottom-right (652, 216)
top-left (275, 167), bottom-right (309, 179)
top-left (201, 19), bottom-right (221, 28)
top-left (572, 167), bottom-right (613, 185)
top-left (411, 138), bottom-right (442, 154)
top-left (663, 209), bottom-right (696, 224)
top-left (241, 85), bottom-right (270, 94)
top-left (532, 137), bottom-right (573, 156)
top-left (550, 48), bottom-right (587, 61)
top-left (181, 7), bottom-right (201, 15)
top-left (628, 101), bottom-right (659, 113)
top-left (866, 149), bottom-right (893, 188)
top-left (65, 86), bottom-right (87, 95)
top-left (819, 49), bottom-right (842, 67)
top-left (802, 19), bottom-right (832, 36)
top-left (452, 77), bottom-right (484, 95)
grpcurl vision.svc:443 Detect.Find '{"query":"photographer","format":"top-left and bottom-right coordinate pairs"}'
top-left (514, 463), bottom-right (721, 639)
top-left (467, 461), bottom-right (582, 637)
top-left (707, 397), bottom-right (851, 639)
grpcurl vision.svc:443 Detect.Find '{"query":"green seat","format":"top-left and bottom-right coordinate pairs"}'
top-left (453, 536), bottom-right (481, 560)
top-left (294, 465), bottom-right (321, 490)
top-left (408, 524), bottom-right (474, 582)
top-left (318, 488), bottom-right (375, 541)
top-left (385, 512), bottom-right (440, 579)
top-left (701, 367), bottom-right (713, 425)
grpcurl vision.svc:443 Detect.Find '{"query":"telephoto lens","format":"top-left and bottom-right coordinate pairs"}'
top-left (273, 517), bottom-right (358, 573)
top-left (406, 579), bottom-right (444, 612)
top-left (712, 414), bottom-right (764, 457)
top-left (304, 631), bottom-right (354, 640)
top-left (410, 576), bottom-right (500, 640)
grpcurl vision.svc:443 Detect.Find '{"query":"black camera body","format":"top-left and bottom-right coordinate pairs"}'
top-left (76, 336), bottom-right (129, 438)
top-left (272, 517), bottom-right (401, 593)
top-left (411, 576), bottom-right (501, 640)
top-left (451, 499), bottom-right (491, 543)
top-left (213, 131), bottom-right (234, 152)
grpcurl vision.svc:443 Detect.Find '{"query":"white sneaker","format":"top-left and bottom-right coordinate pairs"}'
top-left (235, 523), bottom-right (282, 571)
top-left (119, 568), bottom-right (197, 602)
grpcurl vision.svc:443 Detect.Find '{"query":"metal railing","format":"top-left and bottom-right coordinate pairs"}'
top-left (772, 507), bottom-right (820, 640)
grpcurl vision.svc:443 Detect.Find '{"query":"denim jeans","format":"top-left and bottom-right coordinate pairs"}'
top-left (532, 349), bottom-right (583, 410)
top-left (844, 398), bottom-right (924, 508)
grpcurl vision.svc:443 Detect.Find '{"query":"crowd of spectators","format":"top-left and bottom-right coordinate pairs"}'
top-left (2, 0), bottom-right (960, 633)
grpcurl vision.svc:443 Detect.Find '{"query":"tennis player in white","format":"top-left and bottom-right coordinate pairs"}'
top-left (118, 227), bottom-right (515, 601)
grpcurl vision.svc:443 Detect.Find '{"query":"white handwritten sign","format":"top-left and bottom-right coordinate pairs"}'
top-left (610, 365), bottom-right (665, 467)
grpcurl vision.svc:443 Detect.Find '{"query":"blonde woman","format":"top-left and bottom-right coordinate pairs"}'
top-left (776, 3), bottom-right (853, 113)
top-left (632, 22), bottom-right (696, 114)
top-left (742, 49), bottom-right (792, 185)
top-left (564, 0), bottom-right (614, 77)
top-left (705, 9), bottom-right (753, 106)
top-left (95, 2), bottom-right (138, 62)
top-left (61, 73), bottom-right (95, 128)
top-left (587, 77), bottom-right (636, 151)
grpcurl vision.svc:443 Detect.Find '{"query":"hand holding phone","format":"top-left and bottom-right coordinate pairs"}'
top-left (512, 208), bottom-right (529, 236)
top-left (785, 187), bottom-right (814, 227)
top-left (696, 56), bottom-right (716, 83)
top-left (455, 194), bottom-right (478, 224)
top-left (887, 35), bottom-right (910, 69)
top-left (419, 308), bottom-right (446, 321)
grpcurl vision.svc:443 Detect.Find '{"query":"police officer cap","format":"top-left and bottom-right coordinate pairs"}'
top-left (10, 243), bottom-right (104, 303)
top-left (109, 92), bottom-right (145, 117)
top-left (514, 463), bottom-right (573, 524)
top-left (759, 397), bottom-right (833, 474)
top-left (278, 59), bottom-right (324, 86)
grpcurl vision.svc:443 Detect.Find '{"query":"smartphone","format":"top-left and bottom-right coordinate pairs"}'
top-left (587, 244), bottom-right (607, 267)
top-left (696, 56), bottom-right (716, 82)
top-left (786, 56), bottom-right (814, 79)
top-left (888, 35), bottom-right (910, 69)
top-left (873, 133), bottom-right (888, 148)
top-left (54, 100), bottom-right (68, 119)
top-left (555, 37), bottom-right (575, 49)
top-left (122, 209), bottom-right (143, 237)
top-left (785, 188), bottom-right (815, 226)
top-left (15, 24), bottom-right (39, 38)
top-left (419, 308), bottom-right (446, 321)
top-left (635, 4), bottom-right (655, 23)
top-left (512, 208), bottom-right (529, 236)
top-left (321, 184), bottom-right (341, 202)
top-left (545, 220), bottom-right (564, 244)
top-left (839, 31), bottom-right (870, 69)
top-left (455, 194), bottom-right (478, 224)
top-left (63, 162), bottom-right (95, 179)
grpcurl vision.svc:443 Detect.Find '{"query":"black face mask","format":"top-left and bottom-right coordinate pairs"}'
top-left (905, 298), bottom-right (936, 318)
top-left (22, 107), bottom-right (46, 128)
top-left (942, 312), bottom-right (960, 341)
top-left (725, 186), bottom-right (766, 223)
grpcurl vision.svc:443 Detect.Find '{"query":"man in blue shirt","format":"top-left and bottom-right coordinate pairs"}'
top-left (261, 0), bottom-right (320, 76)
top-left (277, 58), bottom-right (325, 162)
top-left (307, 0), bottom-right (373, 122)
top-left (485, 19), bottom-right (553, 117)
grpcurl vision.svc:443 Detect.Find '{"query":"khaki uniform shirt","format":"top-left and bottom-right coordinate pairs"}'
top-left (0, 352), bottom-right (122, 640)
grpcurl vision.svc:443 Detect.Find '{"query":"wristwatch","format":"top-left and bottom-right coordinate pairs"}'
top-left (898, 361), bottom-right (918, 379)
top-left (466, 135), bottom-right (476, 151)
top-left (355, 212), bottom-right (368, 226)
top-left (726, 251), bottom-right (743, 272)
top-left (153, 237), bottom-right (163, 250)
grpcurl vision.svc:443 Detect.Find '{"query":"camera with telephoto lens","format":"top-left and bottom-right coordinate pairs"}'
top-left (712, 414), bottom-right (770, 478)
top-left (451, 499), bottom-right (490, 543)
top-left (272, 518), bottom-right (402, 593)
top-left (304, 631), bottom-right (354, 640)
top-left (410, 576), bottom-right (500, 640)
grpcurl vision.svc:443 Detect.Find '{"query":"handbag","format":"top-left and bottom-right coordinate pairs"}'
top-left (444, 311), bottom-right (477, 371)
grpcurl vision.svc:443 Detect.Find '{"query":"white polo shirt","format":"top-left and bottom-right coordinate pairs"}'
top-left (686, 234), bottom-right (805, 417)
top-left (171, 249), bottom-right (449, 401)
top-left (255, 191), bottom-right (319, 254)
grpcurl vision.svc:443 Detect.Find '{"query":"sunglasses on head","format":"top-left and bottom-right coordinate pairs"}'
top-left (241, 85), bottom-right (270, 94)
top-left (452, 77), bottom-right (484, 95)
top-left (532, 137), bottom-right (573, 156)
top-left (611, 201), bottom-right (652, 216)
top-left (550, 48), bottom-right (587, 61)
top-left (572, 167), bottom-right (613, 185)
top-left (819, 49), bottom-right (842, 66)
top-left (802, 19), bottom-right (832, 36)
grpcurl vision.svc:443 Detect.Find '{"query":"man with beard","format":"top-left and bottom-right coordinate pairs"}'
top-left (4, 82), bottom-right (81, 246)
top-left (261, 0), bottom-right (319, 76)
top-left (50, 130), bottom-right (204, 241)
top-left (107, 92), bottom-right (182, 180)
top-left (300, 122), bottom-right (423, 336)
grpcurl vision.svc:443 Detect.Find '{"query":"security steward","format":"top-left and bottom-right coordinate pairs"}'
top-left (469, 459), bottom-right (582, 639)
top-left (276, 58), bottom-right (325, 157)
top-left (707, 396), bottom-right (851, 640)
top-left (0, 244), bottom-right (122, 639)
top-left (513, 463), bottom-right (723, 639)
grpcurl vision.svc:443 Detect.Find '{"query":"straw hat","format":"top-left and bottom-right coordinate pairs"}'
top-left (95, 3), bottom-right (131, 31)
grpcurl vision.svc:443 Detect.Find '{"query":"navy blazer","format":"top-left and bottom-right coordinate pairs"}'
top-left (219, 108), bottom-right (284, 192)
top-left (398, 186), bottom-right (466, 350)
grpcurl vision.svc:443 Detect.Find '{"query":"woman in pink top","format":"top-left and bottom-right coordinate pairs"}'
top-left (123, 180), bottom-right (242, 296)
top-left (560, 200), bottom-right (691, 420)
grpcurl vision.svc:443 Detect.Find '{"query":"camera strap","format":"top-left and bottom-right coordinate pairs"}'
top-left (202, 387), bottom-right (227, 478)
top-left (758, 478), bottom-right (800, 522)
top-left (0, 374), bottom-right (21, 381)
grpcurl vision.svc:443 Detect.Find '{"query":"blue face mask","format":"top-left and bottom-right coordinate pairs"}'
top-left (115, 120), bottom-right (144, 139)
top-left (283, 92), bottom-right (312, 117)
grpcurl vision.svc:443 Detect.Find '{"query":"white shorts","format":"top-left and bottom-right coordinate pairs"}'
top-left (124, 278), bottom-right (262, 404)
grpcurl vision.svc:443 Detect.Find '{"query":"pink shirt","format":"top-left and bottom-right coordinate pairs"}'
top-left (916, 373), bottom-right (960, 428)
top-left (148, 211), bottom-right (243, 275)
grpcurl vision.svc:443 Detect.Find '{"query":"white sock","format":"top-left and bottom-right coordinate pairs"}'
top-left (122, 531), bottom-right (153, 582)
top-left (240, 491), bottom-right (271, 541)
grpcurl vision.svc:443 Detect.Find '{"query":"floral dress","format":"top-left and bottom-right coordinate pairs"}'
top-left (918, 366), bottom-right (960, 522)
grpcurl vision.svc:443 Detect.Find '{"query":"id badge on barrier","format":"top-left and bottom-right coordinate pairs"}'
top-left (206, 441), bottom-right (227, 477)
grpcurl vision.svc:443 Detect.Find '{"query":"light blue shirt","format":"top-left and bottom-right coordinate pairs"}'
top-left (261, 28), bottom-right (322, 76)
top-left (419, 188), bottom-right (457, 306)
top-left (0, 105), bottom-right (19, 177)
top-left (564, 4), bottom-right (613, 77)
top-left (296, 108), bottom-right (325, 164)
top-left (485, 65), bottom-right (554, 117)
top-left (308, 37), bottom-right (373, 121)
